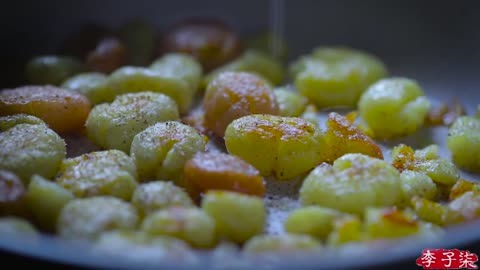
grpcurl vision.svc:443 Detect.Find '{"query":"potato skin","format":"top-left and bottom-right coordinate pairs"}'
top-left (203, 72), bottom-right (279, 137)
top-left (55, 150), bottom-right (138, 200)
top-left (201, 191), bottom-right (265, 244)
top-left (57, 196), bottom-right (138, 240)
top-left (0, 86), bottom-right (91, 134)
top-left (0, 123), bottom-right (66, 184)
top-left (130, 121), bottom-right (206, 184)
top-left (85, 92), bottom-right (179, 153)
top-left (300, 153), bottom-right (402, 215)
top-left (183, 152), bottom-right (265, 201)
top-left (225, 114), bottom-right (324, 180)
top-left (447, 116), bottom-right (480, 172)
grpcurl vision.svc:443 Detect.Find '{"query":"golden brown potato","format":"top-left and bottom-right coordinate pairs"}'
top-left (203, 72), bottom-right (279, 137)
top-left (0, 86), bottom-right (91, 134)
top-left (320, 112), bottom-right (383, 163)
top-left (183, 152), bottom-right (265, 201)
top-left (449, 179), bottom-right (480, 201)
top-left (161, 18), bottom-right (242, 71)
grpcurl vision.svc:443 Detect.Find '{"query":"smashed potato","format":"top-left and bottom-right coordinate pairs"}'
top-left (358, 78), bottom-right (431, 139)
top-left (56, 150), bottom-right (138, 200)
top-left (203, 72), bottom-right (280, 137)
top-left (365, 207), bottom-right (419, 239)
top-left (326, 215), bottom-right (364, 245)
top-left (0, 121), bottom-right (66, 184)
top-left (150, 53), bottom-right (203, 93)
top-left (62, 72), bottom-right (115, 105)
top-left (244, 234), bottom-right (321, 254)
top-left (183, 152), bottom-right (265, 201)
top-left (447, 116), bottom-right (480, 172)
top-left (107, 67), bottom-right (192, 113)
top-left (225, 114), bottom-right (324, 180)
top-left (57, 196), bottom-right (138, 240)
top-left (141, 206), bottom-right (216, 248)
top-left (86, 92), bottom-right (179, 153)
top-left (400, 170), bottom-right (438, 202)
top-left (320, 112), bottom-right (383, 163)
top-left (300, 154), bottom-right (402, 215)
top-left (449, 179), bottom-right (480, 201)
top-left (131, 181), bottom-right (194, 216)
top-left (284, 206), bottom-right (342, 240)
top-left (0, 86), bottom-right (91, 133)
top-left (202, 191), bottom-right (265, 243)
top-left (130, 122), bottom-right (206, 183)
top-left (26, 55), bottom-right (84, 86)
top-left (274, 87), bottom-right (308, 117)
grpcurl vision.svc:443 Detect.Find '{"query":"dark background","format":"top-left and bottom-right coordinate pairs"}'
top-left (0, 0), bottom-right (479, 269)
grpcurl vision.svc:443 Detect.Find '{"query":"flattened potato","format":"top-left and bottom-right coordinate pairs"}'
top-left (300, 154), bottom-right (402, 215)
top-left (203, 72), bottom-right (279, 137)
top-left (150, 53), bottom-right (203, 93)
top-left (447, 116), bottom-right (480, 172)
top-left (62, 72), bottom-right (115, 105)
top-left (130, 121), bottom-right (206, 184)
top-left (0, 86), bottom-right (91, 133)
top-left (274, 87), bottom-right (308, 117)
top-left (225, 114), bottom-right (324, 180)
top-left (85, 92), bottom-right (179, 153)
top-left (243, 234), bottom-right (321, 254)
top-left (56, 150), bottom-right (138, 200)
top-left (284, 206), bottom-right (342, 240)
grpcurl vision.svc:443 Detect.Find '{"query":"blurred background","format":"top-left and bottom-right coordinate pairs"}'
top-left (1, 0), bottom-right (479, 91)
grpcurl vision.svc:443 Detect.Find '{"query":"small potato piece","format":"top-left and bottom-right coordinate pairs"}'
top-left (448, 191), bottom-right (480, 222)
top-left (284, 206), bottom-right (341, 240)
top-left (243, 234), bottom-right (321, 254)
top-left (131, 181), bottom-right (194, 216)
top-left (26, 175), bottom-right (74, 231)
top-left (365, 207), bottom-right (419, 239)
top-left (62, 72), bottom-right (115, 104)
top-left (300, 154), bottom-right (402, 215)
top-left (326, 216), bottom-right (364, 245)
top-left (203, 72), bottom-right (280, 137)
top-left (411, 197), bottom-right (456, 226)
top-left (414, 159), bottom-right (459, 186)
top-left (225, 115), bottom-right (324, 180)
top-left (202, 191), bottom-right (265, 243)
top-left (95, 230), bottom-right (195, 263)
top-left (141, 207), bottom-right (216, 248)
top-left (358, 78), bottom-right (431, 139)
top-left (57, 196), bottom-right (138, 240)
top-left (0, 170), bottom-right (27, 216)
top-left (274, 87), bottom-right (308, 117)
top-left (86, 37), bottom-right (127, 74)
top-left (204, 50), bottom-right (286, 87)
top-left (400, 170), bottom-right (438, 201)
top-left (300, 104), bottom-right (319, 127)
top-left (130, 122), bottom-right (206, 183)
top-left (321, 112), bottom-right (383, 163)
top-left (107, 67), bottom-right (192, 113)
top-left (0, 217), bottom-right (37, 236)
top-left (150, 53), bottom-right (203, 93)
top-left (447, 116), bottom-right (480, 172)
top-left (0, 123), bottom-right (66, 184)
top-left (0, 86), bottom-right (91, 133)
top-left (293, 47), bottom-right (387, 108)
top-left (161, 18), bottom-right (242, 71)
top-left (56, 150), bottom-right (138, 200)
top-left (0, 114), bottom-right (45, 131)
top-left (449, 179), bottom-right (480, 201)
top-left (183, 152), bottom-right (265, 200)
top-left (26, 55), bottom-right (84, 85)
top-left (86, 92), bottom-right (179, 153)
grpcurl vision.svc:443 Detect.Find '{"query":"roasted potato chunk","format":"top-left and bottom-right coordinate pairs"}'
top-left (0, 122), bottom-right (66, 184)
top-left (300, 154), bottom-right (402, 215)
top-left (284, 206), bottom-right (342, 240)
top-left (62, 72), bottom-right (115, 105)
top-left (0, 114), bottom-right (45, 131)
top-left (56, 150), bottom-right (138, 200)
top-left (0, 86), bottom-right (91, 133)
top-left (320, 112), bottom-right (383, 163)
top-left (400, 170), bottom-right (438, 201)
top-left (274, 87), bottom-right (308, 117)
top-left (85, 92), bottom-right (179, 153)
top-left (130, 121), bottom-right (206, 184)
top-left (225, 114), bottom-right (324, 180)
top-left (292, 47), bottom-right (387, 108)
top-left (184, 152), bottom-right (265, 201)
top-left (26, 175), bottom-right (74, 231)
top-left (411, 197), bottom-right (459, 226)
top-left (203, 72), bottom-right (280, 137)
top-left (26, 55), bottom-right (84, 86)
top-left (326, 215), bottom-right (364, 245)
top-left (141, 206), bottom-right (216, 248)
top-left (86, 37), bottom-right (127, 74)
top-left (243, 234), bottom-right (321, 254)
top-left (449, 179), bottom-right (480, 201)
top-left (150, 53), bottom-right (203, 93)
top-left (131, 181), bottom-right (194, 216)
top-left (358, 78), bottom-right (431, 139)
top-left (57, 197), bottom-right (138, 240)
top-left (202, 191), bottom-right (265, 243)
top-left (107, 67), bottom-right (192, 113)
top-left (364, 207), bottom-right (419, 239)
top-left (447, 116), bottom-right (480, 172)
